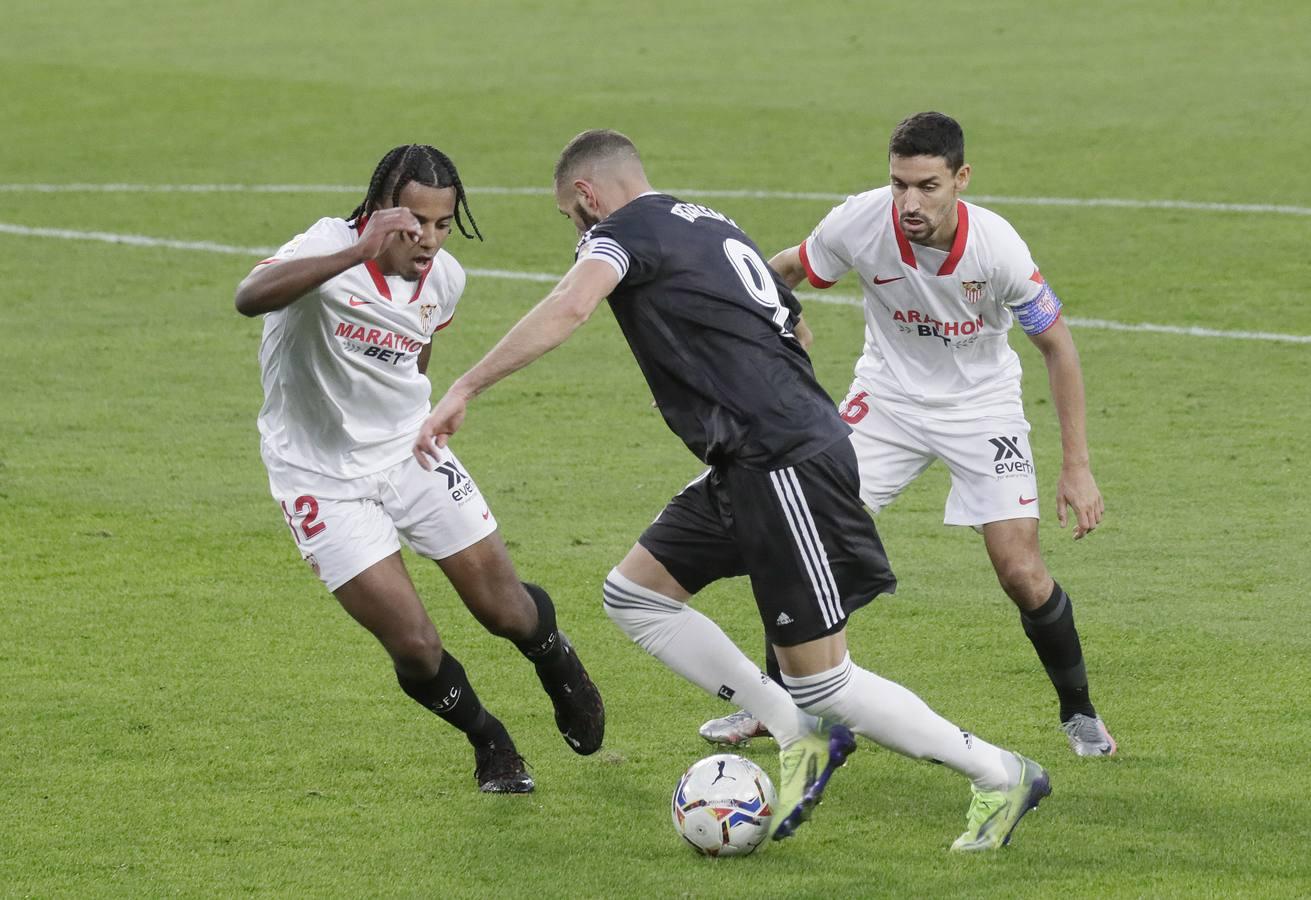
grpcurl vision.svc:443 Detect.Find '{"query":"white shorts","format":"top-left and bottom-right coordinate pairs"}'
top-left (839, 383), bottom-right (1040, 528)
top-left (263, 450), bottom-right (498, 591)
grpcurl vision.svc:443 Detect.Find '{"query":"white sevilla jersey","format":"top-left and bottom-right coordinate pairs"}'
top-left (254, 217), bottom-right (464, 479)
top-left (800, 187), bottom-right (1062, 420)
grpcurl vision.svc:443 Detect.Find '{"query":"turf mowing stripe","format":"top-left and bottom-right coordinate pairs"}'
top-left (2, 221), bottom-right (1308, 345)
top-left (2, 183), bottom-right (1310, 217)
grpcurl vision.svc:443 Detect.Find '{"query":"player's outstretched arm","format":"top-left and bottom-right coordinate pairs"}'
top-left (412, 259), bottom-right (620, 468)
top-left (1028, 318), bottom-right (1105, 539)
top-left (233, 208), bottom-right (422, 317)
top-left (768, 245), bottom-right (807, 290)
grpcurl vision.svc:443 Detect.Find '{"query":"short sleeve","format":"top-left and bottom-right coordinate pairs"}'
top-left (254, 217), bottom-right (349, 268)
top-left (799, 199), bottom-right (857, 289)
top-left (987, 219), bottom-right (1063, 335)
top-left (987, 220), bottom-right (1042, 308)
top-left (435, 254), bottom-right (466, 331)
top-left (576, 213), bottom-right (661, 288)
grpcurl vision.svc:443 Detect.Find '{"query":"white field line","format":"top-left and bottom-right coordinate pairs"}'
top-left (2, 221), bottom-right (1308, 346)
top-left (1, 183), bottom-right (1310, 217)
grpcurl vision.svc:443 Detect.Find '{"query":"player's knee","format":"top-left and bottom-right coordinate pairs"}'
top-left (478, 599), bottom-right (532, 640)
top-left (601, 571), bottom-right (645, 637)
top-left (387, 630), bottom-right (444, 680)
top-left (994, 557), bottom-right (1050, 606)
top-left (602, 568), bottom-right (681, 647)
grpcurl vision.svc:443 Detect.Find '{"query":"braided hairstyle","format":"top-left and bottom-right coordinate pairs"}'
top-left (347, 144), bottom-right (482, 240)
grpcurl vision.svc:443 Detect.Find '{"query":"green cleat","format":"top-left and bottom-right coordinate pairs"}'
top-left (950, 754), bottom-right (1051, 852)
top-left (770, 722), bottom-right (857, 841)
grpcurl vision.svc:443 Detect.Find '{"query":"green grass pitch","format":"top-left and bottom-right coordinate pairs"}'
top-left (2, 1), bottom-right (1309, 896)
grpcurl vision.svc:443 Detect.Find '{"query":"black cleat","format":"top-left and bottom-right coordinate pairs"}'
top-left (473, 742), bottom-right (535, 794)
top-left (539, 633), bottom-right (605, 755)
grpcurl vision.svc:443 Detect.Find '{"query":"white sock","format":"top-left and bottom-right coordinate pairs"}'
top-left (603, 569), bottom-right (817, 748)
top-left (783, 653), bottom-right (1019, 790)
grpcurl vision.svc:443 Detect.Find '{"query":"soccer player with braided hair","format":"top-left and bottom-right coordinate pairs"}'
top-left (235, 144), bottom-right (604, 794)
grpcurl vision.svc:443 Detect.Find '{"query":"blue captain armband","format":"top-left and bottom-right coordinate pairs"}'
top-left (1014, 282), bottom-right (1063, 335)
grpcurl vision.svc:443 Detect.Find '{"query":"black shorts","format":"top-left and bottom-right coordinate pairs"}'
top-left (638, 438), bottom-right (897, 646)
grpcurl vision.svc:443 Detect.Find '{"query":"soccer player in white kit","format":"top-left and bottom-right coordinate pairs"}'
top-left (234, 144), bottom-right (604, 794)
top-left (700, 112), bottom-right (1116, 757)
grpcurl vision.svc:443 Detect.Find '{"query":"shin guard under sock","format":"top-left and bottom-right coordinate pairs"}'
top-left (398, 650), bottom-right (510, 747)
top-left (1021, 582), bottom-right (1096, 721)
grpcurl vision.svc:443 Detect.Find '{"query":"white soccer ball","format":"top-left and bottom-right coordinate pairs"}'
top-left (671, 753), bottom-right (777, 857)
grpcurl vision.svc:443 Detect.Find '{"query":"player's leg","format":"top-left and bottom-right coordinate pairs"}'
top-left (935, 417), bottom-right (1114, 756)
top-left (602, 468), bottom-right (856, 824)
top-left (331, 551), bottom-right (532, 792)
top-left (775, 632), bottom-right (1031, 791)
top-left (843, 383), bottom-right (938, 515)
top-left (385, 453), bottom-right (603, 755)
top-left (603, 541), bottom-right (857, 842)
top-left (733, 441), bottom-right (1048, 849)
top-left (603, 539), bottom-right (821, 752)
top-left (270, 472), bottom-right (530, 793)
top-left (699, 390), bottom-right (933, 747)
top-left (982, 518), bottom-right (1115, 756)
top-left (435, 531), bottom-right (604, 755)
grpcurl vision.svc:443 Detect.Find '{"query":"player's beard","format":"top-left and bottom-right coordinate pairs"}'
top-left (575, 202), bottom-right (601, 231)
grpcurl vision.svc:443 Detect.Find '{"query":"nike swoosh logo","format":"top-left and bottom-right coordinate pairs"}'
top-left (1019, 496), bottom-right (1037, 505)
top-left (872, 275), bottom-right (906, 285)
top-left (482, 510), bottom-right (491, 520)
top-left (348, 297), bottom-right (372, 307)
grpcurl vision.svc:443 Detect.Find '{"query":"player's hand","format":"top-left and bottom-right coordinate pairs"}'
top-left (413, 388), bottom-right (469, 470)
top-left (1056, 463), bottom-right (1104, 540)
top-left (354, 207), bottom-right (422, 261)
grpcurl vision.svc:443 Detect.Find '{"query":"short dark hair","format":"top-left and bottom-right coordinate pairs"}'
top-left (554, 129), bottom-right (642, 186)
top-left (348, 144), bottom-right (482, 240)
top-left (888, 112), bottom-right (965, 172)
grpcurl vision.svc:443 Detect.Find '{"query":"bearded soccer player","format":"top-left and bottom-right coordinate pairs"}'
top-left (235, 144), bottom-right (604, 794)
top-left (701, 111), bottom-right (1115, 758)
top-left (414, 130), bottom-right (1051, 851)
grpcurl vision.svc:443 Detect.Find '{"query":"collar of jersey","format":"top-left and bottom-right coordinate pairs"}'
top-left (354, 216), bottom-right (434, 303)
top-left (890, 200), bottom-right (969, 276)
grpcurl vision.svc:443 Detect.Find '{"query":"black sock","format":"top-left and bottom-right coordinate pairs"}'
top-left (397, 651), bottom-right (511, 747)
top-left (1020, 582), bottom-right (1096, 722)
top-left (764, 641), bottom-right (783, 687)
top-left (514, 582), bottom-right (570, 681)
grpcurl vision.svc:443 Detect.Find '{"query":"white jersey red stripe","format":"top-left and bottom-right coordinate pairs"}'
top-left (802, 187), bottom-right (1060, 420)
top-left (254, 216), bottom-right (465, 479)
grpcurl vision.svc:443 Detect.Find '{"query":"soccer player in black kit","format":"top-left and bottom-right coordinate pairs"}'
top-left (414, 130), bottom-right (1050, 850)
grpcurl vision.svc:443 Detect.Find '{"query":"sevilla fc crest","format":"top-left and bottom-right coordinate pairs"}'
top-left (419, 303), bottom-right (439, 332)
top-left (961, 280), bottom-right (986, 303)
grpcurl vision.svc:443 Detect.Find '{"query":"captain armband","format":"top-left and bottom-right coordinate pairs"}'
top-left (1013, 283), bottom-right (1063, 335)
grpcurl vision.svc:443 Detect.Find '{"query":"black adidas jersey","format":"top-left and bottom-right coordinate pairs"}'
top-left (576, 193), bottom-right (849, 469)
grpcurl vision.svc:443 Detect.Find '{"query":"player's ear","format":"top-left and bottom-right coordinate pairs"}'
top-left (955, 163), bottom-right (971, 193)
top-left (575, 179), bottom-right (599, 214)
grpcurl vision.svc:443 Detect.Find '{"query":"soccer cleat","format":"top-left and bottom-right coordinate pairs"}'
top-left (1061, 713), bottom-right (1117, 757)
top-left (473, 741), bottom-right (535, 794)
top-left (769, 722), bottom-right (858, 841)
top-left (698, 709), bottom-right (772, 747)
top-left (950, 754), bottom-right (1051, 852)
top-left (538, 633), bottom-right (605, 755)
